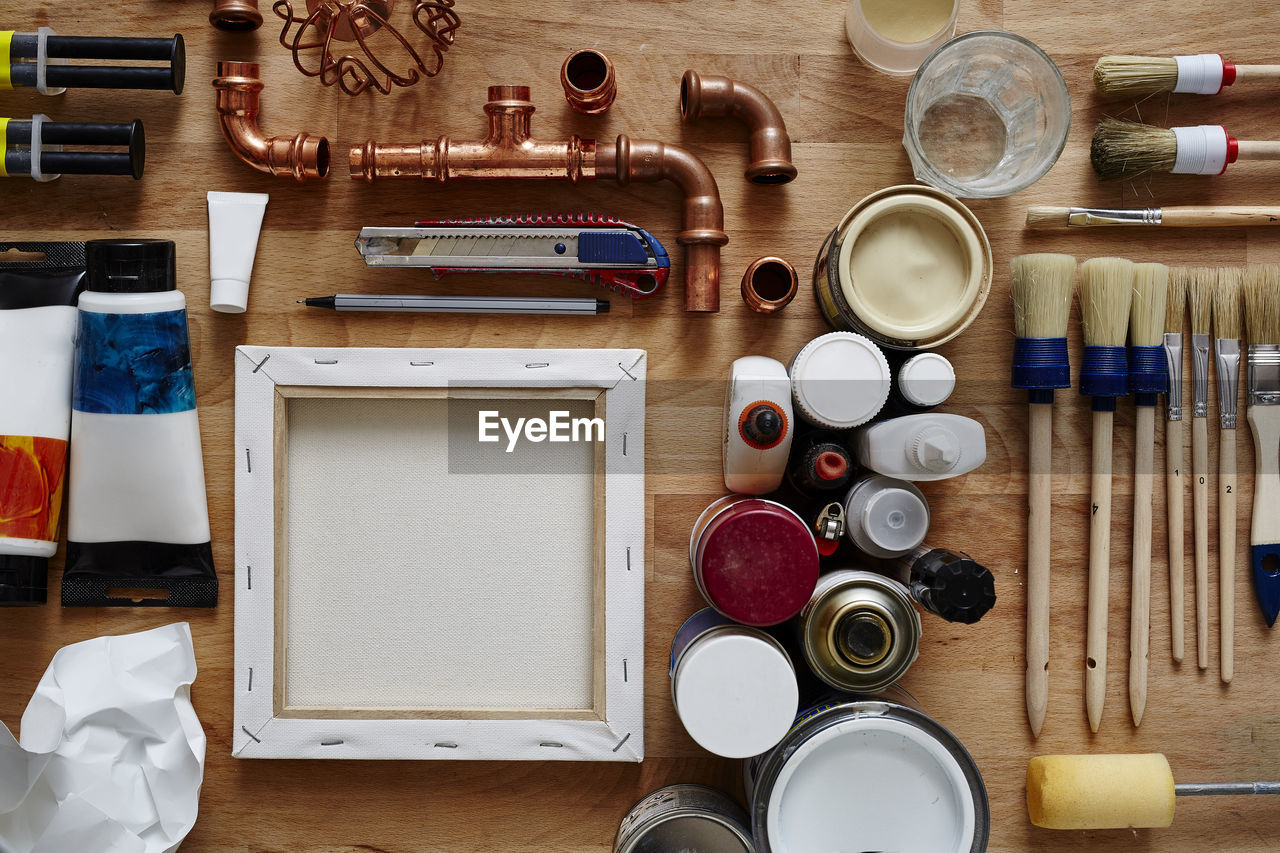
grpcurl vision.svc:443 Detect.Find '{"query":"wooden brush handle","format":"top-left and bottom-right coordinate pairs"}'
top-left (1232, 65), bottom-right (1280, 84)
top-left (1248, 405), bottom-right (1280, 626)
top-left (1166, 418), bottom-right (1186, 662)
top-left (1087, 409), bottom-right (1113, 733)
top-left (1130, 407), bottom-right (1154, 727)
top-left (1220, 429), bottom-right (1237, 683)
top-left (1160, 207), bottom-right (1280, 227)
top-left (1027, 403), bottom-right (1052, 737)
top-left (1193, 416), bottom-right (1210, 669)
top-left (1236, 141), bottom-right (1280, 161)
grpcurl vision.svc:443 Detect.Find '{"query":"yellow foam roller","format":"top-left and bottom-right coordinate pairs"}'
top-left (1028, 753), bottom-right (1280, 830)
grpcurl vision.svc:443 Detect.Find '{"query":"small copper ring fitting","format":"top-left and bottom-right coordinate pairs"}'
top-left (210, 0), bottom-right (263, 31)
top-left (741, 256), bottom-right (798, 314)
top-left (561, 49), bottom-right (617, 115)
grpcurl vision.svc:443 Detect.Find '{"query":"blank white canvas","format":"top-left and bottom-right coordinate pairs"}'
top-left (284, 395), bottom-right (597, 711)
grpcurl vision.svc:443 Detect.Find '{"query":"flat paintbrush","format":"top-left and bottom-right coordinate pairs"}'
top-left (1026, 205), bottom-right (1280, 229)
top-left (1079, 257), bottom-right (1135, 733)
top-left (1189, 268), bottom-right (1215, 669)
top-left (1127, 263), bottom-right (1168, 726)
top-left (1214, 269), bottom-right (1242, 681)
top-left (1091, 119), bottom-right (1280, 180)
top-left (1012, 253), bottom-right (1077, 738)
top-left (1244, 265), bottom-right (1280, 627)
top-left (1164, 269), bottom-right (1188, 663)
top-left (1093, 54), bottom-right (1280, 99)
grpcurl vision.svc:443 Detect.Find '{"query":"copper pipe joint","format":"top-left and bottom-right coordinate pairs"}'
top-left (680, 69), bottom-right (796, 185)
top-left (210, 0), bottom-right (263, 30)
top-left (213, 61), bottom-right (330, 180)
top-left (561, 49), bottom-right (616, 115)
top-left (741, 256), bottom-right (798, 314)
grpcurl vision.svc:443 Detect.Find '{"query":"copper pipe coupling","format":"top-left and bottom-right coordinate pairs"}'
top-left (561, 49), bottom-right (616, 114)
top-left (211, 0), bottom-right (263, 30)
top-left (680, 69), bottom-right (796, 185)
top-left (741, 257), bottom-right (798, 314)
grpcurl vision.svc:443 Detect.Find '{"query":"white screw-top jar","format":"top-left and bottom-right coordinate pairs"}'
top-left (789, 332), bottom-right (891, 429)
top-left (897, 352), bottom-right (955, 408)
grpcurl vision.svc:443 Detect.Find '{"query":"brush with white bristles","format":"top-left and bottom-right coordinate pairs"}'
top-left (1213, 268), bottom-right (1242, 683)
top-left (1164, 269), bottom-right (1188, 663)
top-left (1094, 54), bottom-right (1280, 99)
top-left (1079, 257), bottom-right (1135, 733)
top-left (1188, 268), bottom-right (1215, 670)
top-left (1091, 118), bottom-right (1280, 180)
top-left (1012, 253), bottom-right (1077, 738)
top-left (1127, 263), bottom-right (1169, 727)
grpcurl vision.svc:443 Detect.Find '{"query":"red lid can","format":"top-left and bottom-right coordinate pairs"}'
top-left (689, 496), bottom-right (820, 626)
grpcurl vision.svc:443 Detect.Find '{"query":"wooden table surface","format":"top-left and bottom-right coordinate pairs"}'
top-left (4, 1), bottom-right (1280, 850)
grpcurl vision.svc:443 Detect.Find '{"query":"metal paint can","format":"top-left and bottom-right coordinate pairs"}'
top-left (744, 686), bottom-right (989, 853)
top-left (670, 608), bottom-right (799, 759)
top-left (797, 568), bottom-right (921, 692)
top-left (812, 185), bottom-right (992, 350)
top-left (689, 496), bottom-right (819, 626)
top-left (614, 783), bottom-right (754, 853)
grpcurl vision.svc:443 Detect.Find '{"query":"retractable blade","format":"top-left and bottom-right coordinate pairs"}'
top-left (354, 213), bottom-right (669, 299)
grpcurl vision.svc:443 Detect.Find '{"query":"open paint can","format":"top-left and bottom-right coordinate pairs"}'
top-left (614, 784), bottom-right (754, 853)
top-left (689, 496), bottom-right (820, 626)
top-left (670, 608), bottom-right (799, 758)
top-left (813, 185), bottom-right (992, 350)
top-left (745, 686), bottom-right (990, 853)
top-left (798, 568), bottom-right (921, 692)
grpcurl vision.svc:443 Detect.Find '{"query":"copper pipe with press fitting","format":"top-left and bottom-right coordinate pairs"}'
top-left (213, 61), bottom-right (330, 180)
top-left (679, 70), bottom-right (796, 185)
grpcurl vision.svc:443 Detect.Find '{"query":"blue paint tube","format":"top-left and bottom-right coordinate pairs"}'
top-left (63, 239), bottom-right (217, 607)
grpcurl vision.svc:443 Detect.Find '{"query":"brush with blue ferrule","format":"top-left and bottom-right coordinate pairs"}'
top-left (1011, 253), bottom-right (1076, 739)
top-left (1078, 256), bottom-right (1134, 734)
top-left (1244, 264), bottom-right (1280, 627)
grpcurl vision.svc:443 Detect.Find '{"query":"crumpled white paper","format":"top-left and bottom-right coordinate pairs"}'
top-left (0, 623), bottom-right (205, 853)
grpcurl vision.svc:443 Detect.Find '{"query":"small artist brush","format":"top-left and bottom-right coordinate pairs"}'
top-left (1012, 253), bottom-right (1077, 738)
top-left (1026, 205), bottom-right (1280, 229)
top-left (1093, 54), bottom-right (1280, 99)
top-left (1091, 119), bottom-right (1280, 180)
top-left (1244, 265), bottom-right (1280, 627)
top-left (1188, 269), bottom-right (1215, 668)
top-left (1079, 257), bottom-right (1134, 733)
top-left (1213, 268), bottom-right (1242, 682)
top-left (1127, 263), bottom-right (1168, 726)
top-left (1164, 269), bottom-right (1189, 663)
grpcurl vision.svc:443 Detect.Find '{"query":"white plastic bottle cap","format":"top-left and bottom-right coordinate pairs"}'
top-left (898, 352), bottom-right (955, 407)
top-left (790, 332), bottom-right (891, 429)
top-left (1173, 54), bottom-right (1226, 95)
top-left (210, 278), bottom-right (250, 314)
top-left (844, 475), bottom-right (930, 558)
top-left (1171, 125), bottom-right (1230, 175)
top-left (673, 631), bottom-right (798, 759)
top-left (913, 426), bottom-right (960, 473)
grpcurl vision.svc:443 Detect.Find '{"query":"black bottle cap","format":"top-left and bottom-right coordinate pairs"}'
top-left (85, 239), bottom-right (175, 293)
top-left (911, 549), bottom-right (996, 624)
top-left (0, 554), bottom-right (49, 605)
top-left (742, 403), bottom-right (784, 446)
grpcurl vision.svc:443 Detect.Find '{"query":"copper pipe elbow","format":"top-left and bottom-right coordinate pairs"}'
top-left (210, 0), bottom-right (263, 31)
top-left (680, 69), bottom-right (796, 185)
top-left (213, 61), bottom-right (330, 181)
top-left (597, 135), bottom-right (728, 312)
top-left (561, 49), bottom-right (616, 115)
top-left (741, 257), bottom-right (798, 314)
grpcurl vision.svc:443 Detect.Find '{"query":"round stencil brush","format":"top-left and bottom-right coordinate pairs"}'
top-left (1213, 268), bottom-right (1242, 682)
top-left (1164, 268), bottom-right (1189, 663)
top-left (1091, 119), bottom-right (1280, 180)
top-left (1244, 264), bottom-right (1280, 627)
top-left (1189, 269), bottom-right (1216, 667)
top-left (1094, 54), bottom-right (1280, 99)
top-left (1079, 257), bottom-right (1135, 733)
top-left (1012, 252), bottom-right (1077, 738)
top-left (1128, 264), bottom-right (1168, 726)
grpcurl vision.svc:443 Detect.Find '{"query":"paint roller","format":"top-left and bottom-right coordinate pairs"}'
top-left (1027, 754), bottom-right (1280, 830)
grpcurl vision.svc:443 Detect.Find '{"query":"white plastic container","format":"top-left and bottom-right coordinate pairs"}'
top-left (897, 351), bottom-right (955, 408)
top-left (723, 355), bottom-right (794, 495)
top-left (207, 190), bottom-right (268, 313)
top-left (843, 473), bottom-right (930, 558)
top-left (854, 412), bottom-right (986, 481)
top-left (790, 332), bottom-right (890, 429)
top-left (845, 0), bottom-right (960, 76)
top-left (669, 608), bottom-right (799, 759)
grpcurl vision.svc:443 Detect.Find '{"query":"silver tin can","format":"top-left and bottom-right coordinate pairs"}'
top-left (614, 783), bottom-right (754, 853)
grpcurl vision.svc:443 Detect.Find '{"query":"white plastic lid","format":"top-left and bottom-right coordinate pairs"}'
top-left (899, 352), bottom-right (955, 406)
top-left (210, 278), bottom-right (250, 314)
top-left (790, 332), bottom-right (891, 428)
top-left (765, 715), bottom-right (977, 853)
top-left (673, 632), bottom-right (798, 759)
top-left (845, 476), bottom-right (929, 558)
